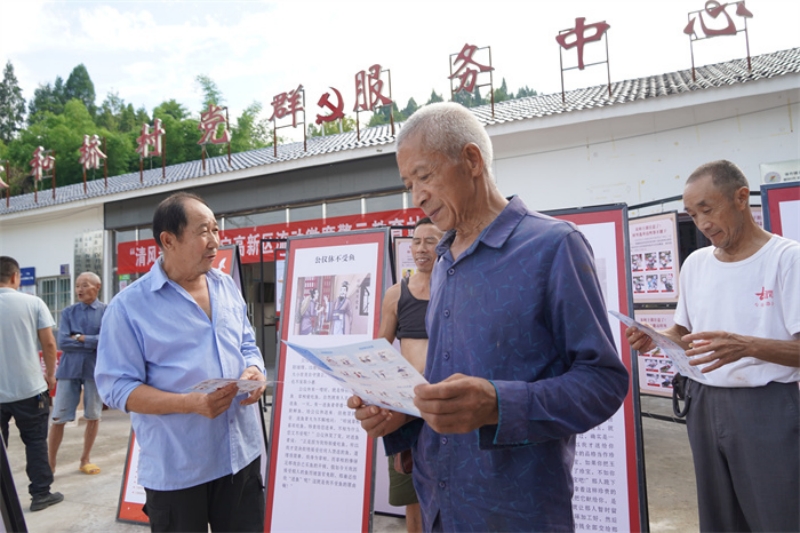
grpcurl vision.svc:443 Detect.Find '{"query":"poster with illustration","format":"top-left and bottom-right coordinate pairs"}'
top-left (267, 228), bottom-right (389, 533)
top-left (629, 212), bottom-right (680, 303)
top-left (632, 309), bottom-right (678, 398)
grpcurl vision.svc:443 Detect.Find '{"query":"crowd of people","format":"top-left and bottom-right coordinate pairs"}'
top-left (1, 101), bottom-right (797, 533)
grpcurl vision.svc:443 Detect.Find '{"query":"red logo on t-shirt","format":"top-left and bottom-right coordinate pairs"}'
top-left (755, 287), bottom-right (774, 307)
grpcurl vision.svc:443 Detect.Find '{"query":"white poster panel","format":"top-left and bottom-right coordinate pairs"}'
top-left (629, 213), bottom-right (679, 304)
top-left (124, 437), bottom-right (146, 505)
top-left (571, 221), bottom-right (632, 532)
top-left (633, 309), bottom-right (678, 398)
top-left (267, 235), bottom-right (386, 533)
top-left (779, 200), bottom-right (800, 242)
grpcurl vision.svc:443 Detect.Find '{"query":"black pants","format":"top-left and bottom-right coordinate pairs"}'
top-left (0, 392), bottom-right (53, 497)
top-left (143, 458), bottom-right (264, 532)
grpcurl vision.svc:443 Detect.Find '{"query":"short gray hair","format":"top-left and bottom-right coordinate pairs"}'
top-left (397, 102), bottom-right (493, 173)
top-left (687, 160), bottom-right (749, 199)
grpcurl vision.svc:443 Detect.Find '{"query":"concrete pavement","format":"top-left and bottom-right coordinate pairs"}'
top-left (4, 396), bottom-right (697, 532)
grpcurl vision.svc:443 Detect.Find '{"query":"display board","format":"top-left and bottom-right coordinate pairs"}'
top-left (545, 204), bottom-right (646, 532)
top-left (265, 229), bottom-right (389, 533)
top-left (634, 309), bottom-right (677, 398)
top-left (392, 237), bottom-right (414, 286)
top-left (116, 245), bottom-right (253, 525)
top-left (762, 181), bottom-right (800, 242)
top-left (628, 212), bottom-right (680, 304)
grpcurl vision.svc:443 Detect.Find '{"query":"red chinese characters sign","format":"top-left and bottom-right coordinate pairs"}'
top-left (198, 104), bottom-right (231, 145)
top-left (79, 135), bottom-right (107, 171)
top-left (556, 17), bottom-right (610, 71)
top-left (30, 146), bottom-right (55, 181)
top-left (449, 43), bottom-right (494, 93)
top-left (683, 0), bottom-right (753, 38)
top-left (117, 207), bottom-right (424, 274)
top-left (135, 119), bottom-right (166, 158)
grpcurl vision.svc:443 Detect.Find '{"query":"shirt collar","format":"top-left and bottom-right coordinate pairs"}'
top-left (81, 299), bottom-right (102, 310)
top-left (148, 257), bottom-right (221, 292)
top-left (435, 195), bottom-right (528, 257)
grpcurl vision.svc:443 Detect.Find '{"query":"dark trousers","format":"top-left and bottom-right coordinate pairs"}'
top-left (0, 392), bottom-right (53, 497)
top-left (143, 458), bottom-right (264, 533)
top-left (686, 380), bottom-right (800, 532)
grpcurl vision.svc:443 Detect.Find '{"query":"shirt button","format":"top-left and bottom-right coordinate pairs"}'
top-left (441, 437), bottom-right (448, 445)
top-left (444, 309), bottom-right (450, 318)
top-left (439, 481), bottom-right (447, 489)
top-left (443, 352), bottom-right (450, 360)
top-left (447, 268), bottom-right (455, 275)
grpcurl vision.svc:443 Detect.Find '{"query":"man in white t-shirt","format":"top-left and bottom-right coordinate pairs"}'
top-left (627, 160), bottom-right (800, 532)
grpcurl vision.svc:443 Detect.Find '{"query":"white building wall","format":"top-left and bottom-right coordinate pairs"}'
top-left (491, 87), bottom-right (800, 213)
top-left (0, 204), bottom-right (104, 281)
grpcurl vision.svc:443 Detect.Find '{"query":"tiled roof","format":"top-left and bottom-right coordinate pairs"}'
top-left (2, 47), bottom-right (798, 216)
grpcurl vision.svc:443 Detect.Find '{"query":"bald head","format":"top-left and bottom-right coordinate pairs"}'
top-left (76, 272), bottom-right (101, 305)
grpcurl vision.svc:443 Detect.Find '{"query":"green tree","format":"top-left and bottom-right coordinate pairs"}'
top-left (9, 99), bottom-right (95, 190)
top-left (451, 85), bottom-right (484, 108)
top-left (96, 92), bottom-right (140, 134)
top-left (152, 102), bottom-right (201, 165)
top-left (425, 90), bottom-right (444, 105)
top-left (307, 115), bottom-right (356, 137)
top-left (368, 102), bottom-right (401, 127)
top-left (230, 101), bottom-right (272, 151)
top-left (515, 85), bottom-right (538, 98)
top-left (155, 99), bottom-right (189, 121)
top-left (493, 78), bottom-right (512, 104)
top-left (64, 64), bottom-right (97, 116)
top-left (401, 98), bottom-right (419, 120)
top-left (195, 74), bottom-right (224, 109)
top-left (28, 77), bottom-right (66, 124)
top-left (0, 61), bottom-right (26, 143)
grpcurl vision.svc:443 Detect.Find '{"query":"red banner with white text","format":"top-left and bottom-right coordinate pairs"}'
top-left (117, 208), bottom-right (423, 274)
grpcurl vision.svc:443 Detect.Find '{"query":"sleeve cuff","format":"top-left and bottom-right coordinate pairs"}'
top-left (383, 417), bottom-right (424, 455)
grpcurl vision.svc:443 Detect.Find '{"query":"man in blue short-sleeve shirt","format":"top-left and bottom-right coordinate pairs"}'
top-left (96, 192), bottom-right (267, 533)
top-left (349, 103), bottom-right (629, 532)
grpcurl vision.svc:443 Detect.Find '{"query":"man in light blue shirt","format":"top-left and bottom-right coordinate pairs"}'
top-left (96, 192), bottom-right (267, 532)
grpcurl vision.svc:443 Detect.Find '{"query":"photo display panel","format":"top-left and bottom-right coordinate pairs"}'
top-left (266, 229), bottom-right (389, 533)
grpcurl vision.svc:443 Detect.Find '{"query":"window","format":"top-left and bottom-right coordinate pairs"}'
top-left (37, 276), bottom-right (72, 327)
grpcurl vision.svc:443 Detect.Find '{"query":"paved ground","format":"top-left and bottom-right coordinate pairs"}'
top-left (4, 396), bottom-right (697, 532)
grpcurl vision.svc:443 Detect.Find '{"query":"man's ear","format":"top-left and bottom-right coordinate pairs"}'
top-left (462, 142), bottom-right (484, 178)
top-left (734, 186), bottom-right (750, 211)
top-left (160, 231), bottom-right (175, 250)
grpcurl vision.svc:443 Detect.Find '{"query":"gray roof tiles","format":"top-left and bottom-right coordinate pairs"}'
top-left (2, 47), bottom-right (798, 216)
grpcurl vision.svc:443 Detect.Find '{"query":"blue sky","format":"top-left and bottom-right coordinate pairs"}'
top-left (2, 0), bottom-right (798, 134)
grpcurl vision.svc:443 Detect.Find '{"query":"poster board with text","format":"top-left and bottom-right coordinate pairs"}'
top-left (265, 229), bottom-right (390, 533)
top-left (634, 309), bottom-right (677, 398)
top-left (629, 212), bottom-right (680, 304)
top-left (545, 204), bottom-right (646, 532)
